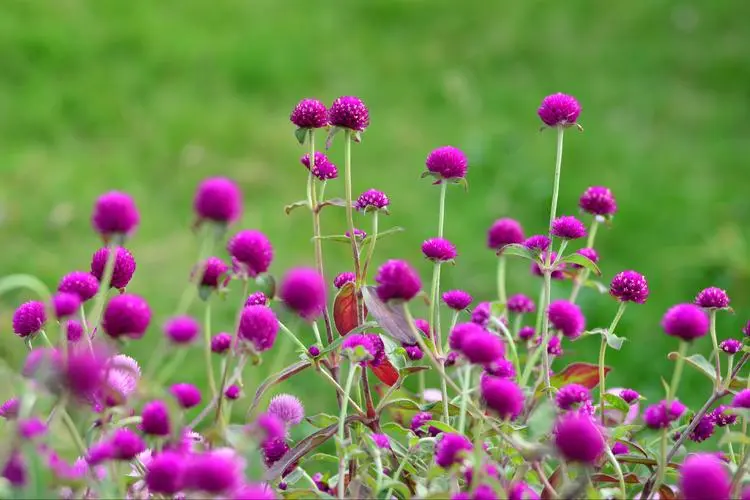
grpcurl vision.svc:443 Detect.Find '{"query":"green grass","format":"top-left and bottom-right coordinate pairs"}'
top-left (1, 0), bottom-right (749, 425)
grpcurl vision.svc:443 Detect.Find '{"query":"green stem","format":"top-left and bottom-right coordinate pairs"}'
top-left (586, 218), bottom-right (599, 249)
top-left (278, 321), bottom-right (308, 352)
top-left (361, 211), bottom-right (379, 281)
top-left (603, 444), bottom-right (626, 500)
top-left (437, 181), bottom-right (447, 238)
top-left (428, 263), bottom-right (441, 354)
top-left (343, 130), bottom-right (361, 281)
top-left (317, 366), bottom-right (363, 414)
top-left (494, 318), bottom-right (521, 378)
top-left (653, 430), bottom-right (668, 498)
top-left (600, 302), bottom-right (627, 424)
top-left (709, 310), bottom-right (721, 390)
top-left (549, 126), bottom-right (565, 230)
top-left (176, 227), bottom-right (215, 316)
top-left (38, 329), bottom-right (53, 348)
top-left (338, 364), bottom-right (359, 499)
top-left (571, 219), bottom-right (601, 303)
top-left (497, 255), bottom-right (507, 310)
top-left (458, 364), bottom-right (472, 434)
top-left (311, 322), bottom-right (323, 347)
top-left (668, 341), bottom-right (688, 401)
top-left (725, 427), bottom-right (736, 463)
top-left (540, 270), bottom-right (553, 390)
top-left (60, 409), bottom-right (88, 456)
top-left (439, 375), bottom-right (450, 424)
top-left (519, 278), bottom-right (549, 387)
top-left (203, 301), bottom-right (217, 397)
top-left (443, 311), bottom-right (459, 353)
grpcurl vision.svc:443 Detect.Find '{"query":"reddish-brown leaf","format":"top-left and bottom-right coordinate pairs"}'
top-left (333, 282), bottom-right (367, 336)
top-left (551, 362), bottom-right (611, 390)
top-left (540, 467), bottom-right (562, 500)
top-left (591, 473), bottom-right (641, 484)
top-left (370, 359), bottom-right (399, 387)
top-left (658, 485), bottom-right (676, 500)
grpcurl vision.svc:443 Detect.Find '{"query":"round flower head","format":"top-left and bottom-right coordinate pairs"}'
top-left (415, 318), bottom-right (431, 338)
top-left (487, 218), bottom-right (525, 251)
top-left (249, 412), bottom-right (286, 442)
top-left (485, 358), bottom-right (516, 379)
top-left (111, 428), bottom-right (146, 460)
top-left (523, 234), bottom-right (551, 253)
top-left (0, 398), bottom-right (19, 420)
top-left (662, 304), bottom-right (709, 341)
top-left (58, 271), bottom-right (100, 302)
top-left (743, 320), bottom-right (750, 337)
top-left (422, 237), bottom-right (457, 262)
top-left (679, 453), bottom-right (731, 500)
top-left (234, 483), bottom-right (278, 500)
top-left (355, 189), bottom-right (389, 212)
top-left (370, 433), bottom-right (390, 450)
top-left (341, 334), bottom-right (377, 364)
top-left (643, 399), bottom-right (686, 429)
top-left (547, 300), bottom-right (585, 338)
top-left (442, 289), bottom-right (472, 311)
top-left (279, 268), bottom-right (326, 320)
top-left (546, 336), bottom-right (563, 356)
top-left (434, 433), bottom-right (473, 468)
top-left (619, 389), bottom-right (640, 404)
top-left (403, 343), bottom-right (423, 360)
top-left (609, 270), bottom-right (649, 304)
top-left (300, 152), bottom-right (338, 181)
top-left (225, 385), bottom-right (241, 400)
top-left (2, 452), bottom-right (26, 487)
top-left (261, 436), bottom-right (289, 468)
top-left (720, 338), bottom-right (742, 355)
top-left (449, 322), bottom-right (484, 351)
top-left (425, 146), bottom-right (468, 180)
top-left (268, 394), bottom-right (305, 427)
top-left (481, 376), bottom-right (524, 420)
top-left (733, 389), bottom-right (750, 409)
top-left (12, 301), bottom-right (47, 338)
top-left (102, 294), bottom-right (151, 339)
top-left (290, 98), bottom-right (328, 129)
top-left (551, 216), bottom-right (586, 240)
top-left (164, 315), bottom-right (200, 344)
top-left (710, 405), bottom-right (737, 427)
top-left (186, 449), bottom-right (245, 494)
top-left (471, 302), bottom-right (491, 327)
top-left (170, 383), bottom-right (202, 409)
top-left (695, 287), bottom-right (730, 309)
top-left (237, 305), bottom-right (279, 352)
top-left (572, 247), bottom-right (599, 269)
top-left (611, 442), bottom-right (629, 456)
top-left (66, 320), bottom-right (84, 342)
top-left (329, 96), bottom-right (369, 132)
top-left (18, 418), bottom-right (47, 440)
top-left (146, 451), bottom-right (185, 495)
top-left (579, 186), bottom-right (617, 216)
top-left (553, 413), bottom-right (604, 464)
top-left (211, 332), bottom-right (233, 354)
top-left (193, 177), bottom-right (243, 224)
top-left (334, 272), bottom-right (355, 289)
top-left (65, 345), bottom-right (107, 399)
top-left (555, 384), bottom-right (591, 411)
top-left (92, 191), bottom-right (140, 240)
top-left (688, 414), bottom-right (715, 442)
top-left (375, 259), bottom-right (421, 302)
top-left (537, 93), bottom-right (581, 127)
top-left (228, 230), bottom-right (274, 278)
top-left (100, 355), bottom-right (140, 407)
top-left (51, 292), bottom-right (81, 319)
top-left (346, 228), bottom-right (367, 240)
top-left (507, 294), bottom-right (535, 314)
top-left (141, 400), bottom-right (171, 436)
top-left (460, 331), bottom-right (505, 365)
top-left (308, 345), bottom-right (320, 357)
top-left (531, 252), bottom-right (567, 280)
top-left (508, 482), bottom-right (540, 500)
top-left (245, 291), bottom-right (268, 306)
top-left (197, 256), bottom-right (229, 289)
top-left (518, 326), bottom-right (535, 341)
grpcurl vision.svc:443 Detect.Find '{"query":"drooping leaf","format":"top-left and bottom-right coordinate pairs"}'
top-left (303, 453), bottom-right (340, 465)
top-left (583, 328), bottom-right (626, 350)
top-left (617, 438), bottom-right (650, 458)
top-left (590, 473), bottom-right (641, 484)
top-left (294, 127), bottom-right (308, 145)
top-left (544, 362), bottom-right (611, 395)
top-left (361, 286), bottom-right (418, 345)
top-left (306, 413), bottom-right (339, 428)
top-left (381, 398), bottom-right (421, 412)
top-left (422, 400), bottom-right (461, 417)
top-left (658, 485), bottom-right (677, 500)
top-left (370, 359), bottom-right (400, 387)
top-left (247, 360), bottom-right (312, 417)
top-left (425, 420), bottom-right (459, 435)
top-left (668, 352), bottom-right (718, 383)
top-left (528, 399), bottom-right (556, 439)
top-left (499, 243), bottom-right (536, 261)
top-left (603, 393), bottom-right (630, 413)
top-left (583, 279), bottom-right (609, 294)
top-left (284, 200), bottom-right (309, 215)
top-left (562, 253), bottom-right (602, 276)
top-left (315, 198), bottom-right (348, 213)
top-left (360, 226), bottom-right (405, 246)
top-left (313, 234), bottom-right (355, 243)
top-left (376, 480), bottom-right (410, 500)
top-left (334, 282), bottom-right (367, 336)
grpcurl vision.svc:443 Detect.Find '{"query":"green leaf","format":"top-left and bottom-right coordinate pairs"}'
top-left (499, 243), bottom-right (535, 260)
top-left (313, 234), bottom-right (355, 243)
top-left (360, 226), bottom-right (405, 246)
top-left (668, 352), bottom-right (718, 383)
top-left (361, 286), bottom-right (420, 345)
top-left (325, 126), bottom-right (342, 149)
top-left (283, 489), bottom-right (326, 499)
top-left (382, 398), bottom-right (421, 412)
top-left (0, 274), bottom-right (52, 302)
top-left (306, 413), bottom-right (339, 428)
top-left (583, 279), bottom-right (609, 294)
top-left (376, 480), bottom-right (411, 499)
top-left (304, 453), bottom-right (340, 465)
top-left (562, 253), bottom-right (602, 276)
top-left (490, 301), bottom-right (505, 318)
top-left (726, 407), bottom-right (750, 420)
top-left (255, 273), bottom-right (276, 299)
top-left (294, 127), bottom-right (308, 145)
top-left (528, 399), bottom-right (556, 439)
top-left (425, 419), bottom-right (459, 435)
top-left (719, 431), bottom-right (750, 446)
top-left (610, 425), bottom-right (643, 440)
top-left (603, 393), bottom-right (630, 413)
top-left (315, 198), bottom-right (348, 213)
top-left (422, 400), bottom-right (461, 417)
top-left (284, 200), bottom-right (309, 215)
top-left (582, 328), bottom-right (626, 350)
top-left (246, 360), bottom-right (312, 417)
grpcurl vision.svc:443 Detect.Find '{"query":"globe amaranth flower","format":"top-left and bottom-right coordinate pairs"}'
top-left (146, 451), bottom-right (185, 495)
top-left (551, 215), bottom-right (586, 240)
top-left (440, 290), bottom-right (472, 311)
top-left (2, 452), bottom-right (26, 487)
top-left (422, 237), bottom-right (457, 262)
top-left (365, 334), bottom-right (386, 367)
top-left (488, 218), bottom-right (524, 251)
top-left (92, 191), bottom-right (140, 240)
top-left (197, 256), bottom-right (229, 289)
top-left (435, 433), bottom-right (473, 468)
top-left (643, 399), bottom-right (686, 429)
top-left (346, 228), bottom-right (367, 240)
top-left (301, 152), bottom-right (338, 181)
top-left (18, 418), bottom-right (47, 440)
top-left (609, 270), bottom-right (649, 304)
top-left (185, 449), bottom-right (245, 494)
top-left (279, 268), bottom-right (326, 320)
top-left (225, 385), bottom-right (241, 400)
top-left (523, 234), bottom-right (551, 253)
top-left (100, 354), bottom-right (140, 407)
top-left (518, 326), bottom-right (535, 341)
top-left (290, 98), bottom-right (328, 129)
top-left (688, 414), bottom-right (715, 443)
top-left (65, 344), bottom-right (108, 400)
top-left (0, 398), bottom-right (19, 420)
top-left (449, 322), bottom-right (485, 351)
top-left (370, 433), bottom-right (390, 450)
top-left (341, 334), bottom-right (377, 364)
top-left (619, 389), bottom-right (640, 404)
top-left (102, 294), bottom-right (151, 339)
top-left (579, 186), bottom-right (617, 216)
top-left (508, 482), bottom-right (540, 500)
top-left (460, 331), bottom-right (505, 365)
top-left (481, 376), bottom-right (524, 420)
top-left (553, 413), bottom-right (604, 464)
top-left (141, 400), bottom-right (171, 436)
top-left (170, 383), bottom-right (202, 409)
top-left (329, 96), bottom-right (369, 132)
top-left (571, 247), bottom-right (599, 269)
top-left (233, 484), bottom-right (278, 500)
top-left (308, 345), bottom-right (320, 357)
top-left (710, 405), bottom-right (737, 427)
top-left (193, 177), bottom-right (243, 224)
top-left (720, 338), bottom-right (742, 355)
top-left (245, 291), bottom-right (268, 306)
top-left (111, 428), bottom-right (146, 460)
top-left (164, 315), bottom-right (200, 344)
top-left (425, 146), bottom-right (468, 181)
top-left (65, 320), bottom-right (84, 342)
top-left (537, 93), bottom-right (581, 127)
top-left (409, 411), bottom-right (440, 437)
top-left (237, 305), bottom-right (278, 352)
top-left (695, 286), bottom-right (730, 309)
top-left (261, 436), bottom-right (289, 469)
top-left (58, 271), bottom-right (100, 302)
top-left (250, 412), bottom-right (287, 442)
top-left (51, 292), bottom-right (81, 319)
top-left (471, 301), bottom-right (491, 327)
top-left (268, 394), bottom-right (305, 427)
top-left (333, 272), bottom-right (355, 289)
top-left (679, 453), bottom-right (731, 500)
top-left (211, 332), bottom-right (233, 354)
top-left (547, 300), bottom-right (585, 338)
top-left (375, 259), bottom-right (421, 302)
top-left (355, 189), bottom-right (389, 212)
top-left (228, 230), bottom-right (273, 278)
top-left (531, 252), bottom-right (567, 280)
top-left (733, 389), bottom-right (750, 409)
top-left (484, 357), bottom-right (516, 378)
top-left (403, 343), bottom-right (423, 360)
top-left (555, 384), bottom-right (591, 411)
top-left (546, 336), bottom-right (563, 356)
top-left (507, 294), bottom-right (535, 314)
top-left (12, 301), bottom-right (47, 338)
top-left (662, 303), bottom-right (709, 341)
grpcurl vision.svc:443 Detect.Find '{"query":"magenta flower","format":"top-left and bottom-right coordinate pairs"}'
top-left (555, 384), bottom-right (591, 411)
top-left (58, 271), bottom-right (100, 302)
top-left (355, 189), bottom-right (389, 211)
top-left (695, 287), bottom-right (730, 309)
top-left (334, 272), bottom-right (356, 289)
top-left (488, 218), bottom-right (525, 251)
top-left (237, 305), bottom-right (278, 352)
top-left (518, 326), bottom-right (535, 341)
top-left (194, 177), bottom-right (243, 224)
top-left (537, 93), bottom-right (581, 127)
top-left (508, 482), bottom-right (540, 500)
top-left (211, 332), bottom-right (233, 354)
top-left (553, 413), bottom-right (604, 464)
top-left (197, 256), bottom-right (229, 289)
top-left (733, 389), bottom-right (750, 409)
top-left (531, 252), bottom-right (567, 280)
top-left (546, 336), bottom-right (563, 356)
top-left (65, 345), bottom-right (107, 400)
top-left (460, 331), bottom-right (505, 365)
top-left (442, 289), bottom-right (473, 311)
top-left (471, 302), bottom-right (491, 327)
top-left (146, 451), bottom-right (185, 495)
top-left (611, 442), bottom-right (629, 456)
top-left (403, 343), bottom-right (423, 360)
top-left (481, 376), bottom-right (524, 420)
top-left (485, 358), bottom-right (516, 379)
top-left (279, 268), bottom-right (326, 320)
top-left (249, 412), bottom-right (286, 442)
top-left (375, 259), bottom-right (421, 302)
top-left (422, 237), bottom-right (457, 262)
top-left (341, 334), bottom-right (377, 364)
top-left (551, 215), bottom-right (586, 240)
top-left (579, 186), bottom-right (617, 216)
top-left (268, 394), bottom-right (305, 427)
top-left (245, 291), bottom-right (268, 306)
top-left (434, 433), bottom-right (473, 468)
top-left (720, 339), bottom-right (742, 355)
top-left (301, 152), bottom-right (338, 181)
top-left (609, 270), bottom-right (649, 304)
top-left (18, 418), bottom-right (47, 440)
top-left (572, 248), bottom-right (599, 269)
top-left (0, 398), bottom-right (20, 420)
top-left (290, 98), bottom-right (328, 129)
top-left (410, 411), bottom-right (440, 437)
top-left (164, 315), bottom-right (200, 344)
top-left (547, 300), bottom-right (585, 338)
top-left (523, 234), bottom-right (551, 253)
top-left (102, 294), bottom-right (151, 339)
top-left (141, 400), bottom-right (171, 436)
top-left (51, 292), bottom-right (81, 319)
top-left (619, 389), bottom-right (640, 404)
top-left (710, 406), bottom-right (737, 427)
top-left (744, 320), bottom-right (750, 337)
top-left (662, 304), bottom-right (709, 341)
top-left (329, 96), bottom-right (369, 132)
top-left (346, 228), bottom-right (367, 240)
top-left (449, 322), bottom-right (484, 351)
top-left (170, 383), bottom-right (202, 409)
top-left (185, 449), bottom-right (245, 494)
top-left (261, 437), bottom-right (289, 468)
top-left (507, 294), bottom-right (535, 314)
top-left (370, 433), bottom-right (391, 450)
top-left (415, 318), bottom-right (431, 338)
top-left (643, 399), bottom-right (686, 429)
top-left (688, 414), bottom-right (715, 443)
top-left (679, 453), bottom-right (731, 500)
top-left (65, 320), bottom-right (83, 342)
top-left (2, 452), bottom-right (26, 487)
top-left (308, 345), bottom-right (320, 357)
top-left (233, 484), bottom-right (278, 500)
top-left (111, 428), bottom-right (146, 460)
top-left (228, 230), bottom-right (274, 278)
top-left (12, 301), bottom-right (47, 338)
top-left (92, 191), bottom-right (140, 240)
top-left (425, 146), bottom-right (468, 180)
top-left (225, 385), bottom-right (241, 400)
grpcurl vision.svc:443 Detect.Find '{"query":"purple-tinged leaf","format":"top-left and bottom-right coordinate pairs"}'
top-left (361, 286), bottom-right (417, 345)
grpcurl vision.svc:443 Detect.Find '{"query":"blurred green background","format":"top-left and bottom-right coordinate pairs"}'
top-left (1, 0), bottom-right (749, 422)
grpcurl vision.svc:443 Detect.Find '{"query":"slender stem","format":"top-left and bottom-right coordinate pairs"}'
top-left (519, 282), bottom-right (548, 387)
top-left (88, 242), bottom-right (117, 343)
top-left (439, 375), bottom-right (450, 424)
top-left (652, 430), bottom-right (668, 498)
top-left (549, 126), bottom-right (565, 230)
top-left (497, 255), bottom-right (507, 310)
top-left (534, 463), bottom-right (558, 499)
top-left (458, 364), bottom-right (472, 434)
top-left (188, 359), bottom-right (247, 429)
top-left (725, 427), bottom-right (736, 463)
top-left (203, 301), bottom-right (217, 397)
top-left (311, 322), bottom-right (323, 347)
top-left (571, 217), bottom-right (599, 302)
top-left (318, 366), bottom-right (363, 414)
top-left (709, 311), bottom-right (721, 390)
top-left (493, 317), bottom-right (521, 378)
top-left (385, 452), bottom-right (410, 499)
top-left (600, 302), bottom-right (627, 424)
top-left (586, 218), bottom-right (600, 248)
top-left (343, 130), bottom-right (361, 281)
top-left (61, 409), bottom-right (88, 456)
top-left (215, 280), bottom-right (250, 425)
top-left (512, 315), bottom-right (522, 340)
top-left (361, 211), bottom-right (379, 280)
top-left (374, 448), bottom-right (384, 492)
top-left (338, 364), bottom-right (359, 499)
top-left (730, 450), bottom-right (749, 497)
top-left (176, 228), bottom-right (215, 316)
top-left (668, 341), bottom-right (688, 401)
top-left (540, 270), bottom-right (553, 390)
top-left (38, 329), bottom-right (53, 348)
top-left (603, 444), bottom-right (626, 500)
top-left (428, 263), bottom-right (443, 355)
top-left (443, 311), bottom-right (459, 354)
top-left (437, 181), bottom-right (447, 238)
top-left (278, 321), bottom-right (309, 352)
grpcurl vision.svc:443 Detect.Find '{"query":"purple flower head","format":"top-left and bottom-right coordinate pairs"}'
top-left (460, 331), bottom-right (505, 365)
top-left (733, 389), bottom-right (750, 409)
top-left (186, 449), bottom-right (245, 494)
top-left (111, 428), bottom-right (146, 460)
top-left (435, 433), bottom-right (473, 468)
top-left (531, 252), bottom-right (567, 280)
top-left (100, 354), bottom-right (140, 407)
top-left (164, 315), bottom-right (200, 344)
top-left (403, 343), bottom-right (423, 360)
top-left (551, 216), bottom-right (587, 240)
top-left (375, 259), bottom-right (421, 302)
top-left (86, 441), bottom-right (115, 465)
top-left (425, 146), bottom-right (468, 180)
top-left (711, 405), bottom-right (737, 427)
top-left (346, 228), bottom-right (367, 240)
top-left (280, 268), bottom-right (326, 320)
top-left (537, 93), bottom-right (581, 127)
top-left (449, 322), bottom-right (484, 351)
top-left (422, 237), bottom-right (457, 262)
top-left (12, 301), bottom-right (47, 338)
top-left (547, 300), bottom-right (585, 338)
top-left (65, 319), bottom-right (83, 342)
top-left (611, 442), bottom-right (629, 456)
top-left (228, 230), bottom-right (274, 278)
top-left (2, 452), bottom-right (26, 487)
top-left (65, 344), bottom-right (108, 399)
top-left (141, 400), bottom-right (171, 436)
top-left (146, 451), bottom-right (185, 495)
top-left (102, 294), bottom-right (151, 339)
top-left (241, 293), bottom-right (267, 309)
top-left (643, 399), bottom-right (686, 429)
top-left (679, 453), bottom-right (731, 500)
top-left (334, 272), bottom-right (356, 289)
top-left (572, 247), bottom-right (599, 269)
top-left (720, 338), bottom-right (742, 355)
top-left (250, 412), bottom-right (286, 442)
top-left (410, 411), bottom-right (440, 437)
top-left (170, 383), bottom-right (202, 409)
top-left (481, 376), bottom-right (524, 420)
top-left (609, 270), bottom-right (649, 304)
top-left (341, 334), bottom-right (377, 364)
top-left (488, 218), bottom-right (525, 251)
top-left (445, 351), bottom-right (459, 367)
top-left (620, 389), bottom-right (640, 404)
top-left (211, 332), bottom-right (233, 354)
top-left (261, 437), bottom-right (289, 469)
top-left (368, 333), bottom-right (389, 365)
top-left (18, 418), bottom-right (47, 440)
top-left (0, 398), bottom-right (20, 420)
top-left (555, 384), bottom-right (592, 411)
top-left (442, 289), bottom-right (473, 311)
top-left (197, 256), bottom-right (230, 289)
top-left (92, 191), bottom-right (140, 240)
top-left (301, 152), bottom-right (338, 181)
top-left (237, 305), bottom-right (279, 352)
top-left (58, 271), bottom-right (100, 302)
top-left (473, 484), bottom-right (498, 500)
top-left (546, 336), bottom-right (563, 356)
top-left (518, 326), bottom-right (535, 341)
top-left (290, 98), bottom-right (328, 129)
top-left (507, 294), bottom-right (535, 314)
top-left (308, 345), bottom-right (320, 357)
top-left (51, 292), bottom-right (81, 319)
top-left (355, 189), bottom-right (389, 212)
top-left (471, 302), bottom-right (491, 327)
top-left (268, 394), bottom-right (305, 427)
top-left (688, 414), bottom-right (715, 442)
top-left (579, 186), bottom-right (617, 216)
top-left (234, 483), bottom-right (278, 500)
top-left (508, 482), bottom-right (540, 500)
top-left (553, 413), bottom-right (604, 464)
top-left (225, 385), bottom-right (241, 400)
top-left (523, 234), bottom-right (551, 253)
top-left (329, 96), bottom-right (369, 132)
top-left (662, 303), bottom-right (709, 341)
top-left (193, 177), bottom-right (242, 224)
top-left (695, 287), bottom-right (730, 309)
top-left (370, 433), bottom-right (391, 450)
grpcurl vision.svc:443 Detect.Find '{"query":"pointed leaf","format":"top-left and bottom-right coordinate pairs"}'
top-left (668, 352), bottom-right (718, 383)
top-left (0, 274), bottom-right (52, 302)
top-left (333, 282), bottom-right (367, 336)
top-left (422, 400), bottom-right (461, 417)
top-left (313, 234), bottom-right (355, 243)
top-left (370, 359), bottom-right (399, 386)
top-left (361, 286), bottom-right (418, 345)
top-left (294, 127), bottom-right (308, 145)
top-left (542, 362), bottom-right (611, 396)
top-left (315, 198), bottom-right (348, 213)
top-left (583, 279), bottom-right (609, 294)
top-left (425, 419), bottom-right (459, 435)
top-left (284, 200), bottom-right (309, 215)
top-left (590, 473), bottom-right (641, 485)
top-left (247, 360), bottom-right (312, 416)
top-left (306, 413), bottom-right (339, 428)
top-left (498, 243), bottom-right (535, 260)
top-left (360, 226), bottom-right (405, 246)
top-left (603, 393), bottom-right (630, 413)
top-left (381, 398), bottom-right (421, 412)
top-left (562, 253), bottom-right (602, 276)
